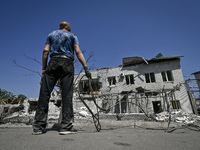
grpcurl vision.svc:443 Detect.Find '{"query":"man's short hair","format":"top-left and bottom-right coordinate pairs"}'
top-left (60, 21), bottom-right (70, 29)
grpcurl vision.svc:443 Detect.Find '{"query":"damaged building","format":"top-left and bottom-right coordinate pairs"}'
top-left (73, 53), bottom-right (193, 116)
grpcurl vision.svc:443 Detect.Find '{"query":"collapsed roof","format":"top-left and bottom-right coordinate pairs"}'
top-left (123, 53), bottom-right (184, 66)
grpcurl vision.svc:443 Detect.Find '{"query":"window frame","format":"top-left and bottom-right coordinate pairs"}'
top-left (171, 100), bottom-right (181, 109)
top-left (79, 79), bottom-right (100, 95)
top-left (108, 76), bottom-right (116, 86)
top-left (125, 74), bottom-right (134, 85)
top-left (145, 72), bottom-right (156, 83)
top-left (161, 70), bottom-right (174, 82)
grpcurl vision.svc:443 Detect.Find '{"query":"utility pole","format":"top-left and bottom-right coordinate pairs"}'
top-left (185, 80), bottom-right (198, 115)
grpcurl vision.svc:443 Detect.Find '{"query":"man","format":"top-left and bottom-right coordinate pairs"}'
top-left (33, 21), bottom-right (91, 135)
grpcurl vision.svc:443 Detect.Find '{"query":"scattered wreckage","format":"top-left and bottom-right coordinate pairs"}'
top-left (155, 110), bottom-right (200, 124)
top-left (1, 97), bottom-right (200, 126)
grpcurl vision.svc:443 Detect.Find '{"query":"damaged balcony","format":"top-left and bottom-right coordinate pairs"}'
top-left (78, 78), bottom-right (101, 100)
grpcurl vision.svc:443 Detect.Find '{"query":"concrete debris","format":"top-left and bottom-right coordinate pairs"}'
top-left (0, 101), bottom-right (93, 125)
top-left (74, 107), bottom-right (91, 118)
top-left (155, 110), bottom-right (200, 124)
top-left (76, 110), bottom-right (90, 117)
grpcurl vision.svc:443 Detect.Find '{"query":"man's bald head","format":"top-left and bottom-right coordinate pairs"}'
top-left (59, 21), bottom-right (71, 32)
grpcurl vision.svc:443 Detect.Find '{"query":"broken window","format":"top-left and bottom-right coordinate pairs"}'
top-left (171, 100), bottom-right (181, 109)
top-left (161, 70), bottom-right (173, 82)
top-left (125, 74), bottom-right (134, 85)
top-left (79, 79), bottom-right (100, 95)
top-left (152, 101), bottom-right (162, 114)
top-left (108, 76), bottom-right (116, 86)
top-left (145, 72), bottom-right (156, 83)
top-left (114, 95), bottom-right (127, 113)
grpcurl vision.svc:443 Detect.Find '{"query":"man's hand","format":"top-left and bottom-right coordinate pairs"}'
top-left (84, 67), bottom-right (91, 78)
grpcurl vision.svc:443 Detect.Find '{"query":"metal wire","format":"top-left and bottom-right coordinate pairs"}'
top-left (78, 75), bottom-right (102, 132)
top-left (77, 75), bottom-right (153, 131)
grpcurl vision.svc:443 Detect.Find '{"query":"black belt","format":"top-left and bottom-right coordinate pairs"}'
top-left (52, 55), bottom-right (70, 59)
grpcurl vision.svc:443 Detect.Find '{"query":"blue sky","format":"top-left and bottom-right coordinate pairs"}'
top-left (0, 0), bottom-right (200, 98)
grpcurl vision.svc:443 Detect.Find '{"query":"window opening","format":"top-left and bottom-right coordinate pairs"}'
top-left (114, 95), bottom-right (127, 113)
top-left (145, 72), bottom-right (156, 83)
top-left (171, 100), bottom-right (181, 109)
top-left (161, 70), bottom-right (173, 82)
top-left (125, 74), bottom-right (134, 85)
top-left (108, 76), bottom-right (116, 85)
top-left (152, 101), bottom-right (162, 114)
top-left (79, 79), bottom-right (100, 95)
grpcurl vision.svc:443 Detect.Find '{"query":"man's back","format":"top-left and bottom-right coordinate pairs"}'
top-left (46, 30), bottom-right (79, 60)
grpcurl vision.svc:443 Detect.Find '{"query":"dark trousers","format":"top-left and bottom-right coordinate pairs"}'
top-left (33, 57), bottom-right (74, 132)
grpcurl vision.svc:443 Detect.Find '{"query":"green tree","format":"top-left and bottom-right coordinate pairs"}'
top-left (17, 94), bottom-right (27, 103)
top-left (0, 88), bottom-right (16, 99)
top-left (17, 94), bottom-right (27, 100)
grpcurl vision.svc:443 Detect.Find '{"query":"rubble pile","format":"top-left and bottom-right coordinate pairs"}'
top-left (155, 110), bottom-right (200, 124)
top-left (0, 101), bottom-right (92, 125)
top-left (1, 111), bottom-right (34, 125)
top-left (0, 104), bottom-right (27, 124)
top-left (1, 98), bottom-right (200, 127)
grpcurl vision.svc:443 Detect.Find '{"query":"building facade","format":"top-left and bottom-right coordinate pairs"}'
top-left (74, 54), bottom-right (193, 115)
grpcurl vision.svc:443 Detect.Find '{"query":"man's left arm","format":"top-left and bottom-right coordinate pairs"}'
top-left (42, 44), bottom-right (50, 75)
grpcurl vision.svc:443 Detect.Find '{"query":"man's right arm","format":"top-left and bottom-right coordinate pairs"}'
top-left (42, 44), bottom-right (50, 75)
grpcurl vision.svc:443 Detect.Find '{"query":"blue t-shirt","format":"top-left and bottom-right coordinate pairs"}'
top-left (45, 30), bottom-right (79, 60)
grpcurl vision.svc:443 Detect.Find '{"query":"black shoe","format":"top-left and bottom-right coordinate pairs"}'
top-left (59, 128), bottom-right (77, 135)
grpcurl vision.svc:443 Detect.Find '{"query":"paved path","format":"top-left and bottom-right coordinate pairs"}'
top-left (0, 122), bottom-right (199, 150)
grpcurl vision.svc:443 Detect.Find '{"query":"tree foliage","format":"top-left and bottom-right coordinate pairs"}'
top-left (17, 94), bottom-right (27, 100)
top-left (0, 88), bottom-right (27, 100)
top-left (0, 88), bottom-right (15, 99)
